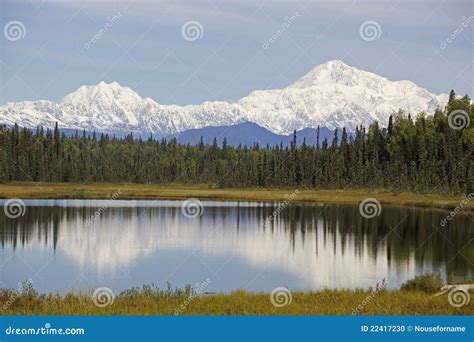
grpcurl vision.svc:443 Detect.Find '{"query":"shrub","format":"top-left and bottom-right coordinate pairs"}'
top-left (400, 273), bottom-right (443, 293)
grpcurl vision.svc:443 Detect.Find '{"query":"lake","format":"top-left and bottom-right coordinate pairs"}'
top-left (0, 199), bottom-right (472, 294)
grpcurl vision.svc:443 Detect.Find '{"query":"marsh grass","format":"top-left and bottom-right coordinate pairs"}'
top-left (0, 182), bottom-right (472, 211)
top-left (1, 283), bottom-right (472, 316)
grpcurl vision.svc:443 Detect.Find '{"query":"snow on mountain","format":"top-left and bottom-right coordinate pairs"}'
top-left (238, 60), bottom-right (447, 133)
top-left (0, 60), bottom-right (448, 135)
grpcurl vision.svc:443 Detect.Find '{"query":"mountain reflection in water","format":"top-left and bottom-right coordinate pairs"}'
top-left (0, 200), bottom-right (472, 293)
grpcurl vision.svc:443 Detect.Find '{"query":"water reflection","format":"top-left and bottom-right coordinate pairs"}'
top-left (0, 200), bottom-right (472, 293)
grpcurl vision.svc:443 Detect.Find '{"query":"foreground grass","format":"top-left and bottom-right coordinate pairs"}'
top-left (0, 182), bottom-right (472, 211)
top-left (1, 288), bottom-right (472, 315)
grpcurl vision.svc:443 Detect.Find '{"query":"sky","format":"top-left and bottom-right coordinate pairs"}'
top-left (0, 0), bottom-right (473, 105)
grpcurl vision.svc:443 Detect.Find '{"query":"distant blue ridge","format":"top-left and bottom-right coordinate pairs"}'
top-left (3, 121), bottom-right (349, 147)
top-left (167, 122), bottom-right (347, 147)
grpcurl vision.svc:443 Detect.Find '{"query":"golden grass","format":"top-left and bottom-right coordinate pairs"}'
top-left (0, 182), bottom-right (472, 211)
top-left (1, 289), bottom-right (472, 315)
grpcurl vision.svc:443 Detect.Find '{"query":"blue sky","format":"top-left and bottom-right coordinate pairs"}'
top-left (0, 0), bottom-right (472, 105)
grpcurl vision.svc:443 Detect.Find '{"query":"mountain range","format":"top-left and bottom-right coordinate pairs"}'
top-left (168, 122), bottom-right (338, 147)
top-left (0, 60), bottom-right (447, 139)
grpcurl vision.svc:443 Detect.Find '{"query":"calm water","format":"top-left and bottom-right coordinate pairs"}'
top-left (0, 199), bottom-right (472, 294)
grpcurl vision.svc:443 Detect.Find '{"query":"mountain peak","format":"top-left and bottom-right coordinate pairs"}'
top-left (57, 81), bottom-right (143, 127)
top-left (289, 60), bottom-right (375, 89)
top-left (61, 81), bottom-right (142, 106)
top-left (323, 59), bottom-right (350, 68)
top-left (97, 81), bottom-right (122, 88)
top-left (89, 81), bottom-right (133, 94)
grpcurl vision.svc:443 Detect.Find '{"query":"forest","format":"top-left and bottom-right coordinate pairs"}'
top-left (0, 91), bottom-right (472, 194)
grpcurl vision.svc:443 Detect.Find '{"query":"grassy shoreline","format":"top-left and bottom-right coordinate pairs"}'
top-left (1, 288), bottom-right (472, 315)
top-left (0, 182), bottom-right (472, 211)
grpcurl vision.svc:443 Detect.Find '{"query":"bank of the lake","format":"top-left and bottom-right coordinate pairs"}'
top-left (0, 182), bottom-right (472, 211)
top-left (1, 288), bottom-right (472, 315)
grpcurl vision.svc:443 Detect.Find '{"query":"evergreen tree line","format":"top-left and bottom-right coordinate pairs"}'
top-left (1, 91), bottom-right (472, 193)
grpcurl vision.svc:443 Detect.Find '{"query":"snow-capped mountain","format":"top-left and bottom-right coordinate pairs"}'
top-left (0, 60), bottom-right (448, 135)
